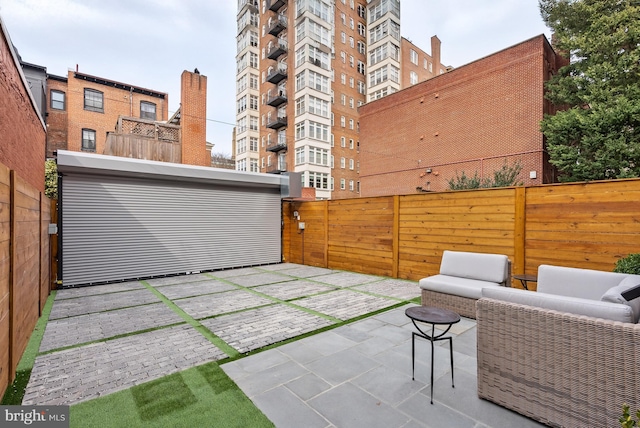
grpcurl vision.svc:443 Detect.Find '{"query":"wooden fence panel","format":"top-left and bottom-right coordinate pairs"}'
top-left (398, 189), bottom-right (517, 281)
top-left (284, 201), bottom-right (327, 266)
top-left (327, 197), bottom-right (394, 276)
top-left (10, 172), bottom-right (41, 382)
top-left (525, 180), bottom-right (640, 273)
top-left (0, 164), bottom-right (10, 398)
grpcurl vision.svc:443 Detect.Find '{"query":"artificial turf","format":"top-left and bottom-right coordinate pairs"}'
top-left (70, 362), bottom-right (274, 428)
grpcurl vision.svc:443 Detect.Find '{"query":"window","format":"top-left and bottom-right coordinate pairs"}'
top-left (309, 147), bottom-right (329, 165)
top-left (357, 23), bottom-right (366, 36)
top-left (410, 71), bottom-right (418, 85)
top-left (308, 172), bottom-right (329, 190)
top-left (296, 147), bottom-right (305, 165)
top-left (250, 159), bottom-right (259, 172)
top-left (357, 80), bottom-right (366, 94)
top-left (340, 157), bottom-right (346, 168)
top-left (250, 94), bottom-right (258, 110)
top-left (341, 73), bottom-right (346, 85)
top-left (140, 101), bottom-right (156, 120)
top-left (341, 136), bottom-right (346, 147)
top-left (357, 40), bottom-right (366, 54)
top-left (410, 49), bottom-right (418, 65)
top-left (81, 129), bottom-right (96, 152)
top-left (357, 61), bottom-right (365, 75)
top-left (341, 31), bottom-right (346, 43)
top-left (50, 90), bottom-right (65, 110)
top-left (250, 137), bottom-right (258, 151)
top-left (350, 77), bottom-right (354, 88)
top-left (349, 36), bottom-right (354, 48)
top-left (349, 180), bottom-right (354, 191)
top-left (424, 58), bottom-right (428, 69)
top-left (357, 5), bottom-right (366, 19)
top-left (340, 178), bottom-right (346, 190)
top-left (349, 159), bottom-right (354, 170)
top-left (349, 119), bottom-right (354, 129)
top-left (84, 89), bottom-right (103, 112)
top-left (349, 138), bottom-right (354, 149)
top-left (340, 116), bottom-right (346, 127)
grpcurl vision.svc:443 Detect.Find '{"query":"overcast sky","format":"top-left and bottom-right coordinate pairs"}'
top-left (1, 0), bottom-right (550, 156)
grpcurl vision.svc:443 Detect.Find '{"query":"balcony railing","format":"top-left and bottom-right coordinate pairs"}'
top-left (267, 14), bottom-right (287, 36)
top-left (266, 162), bottom-right (287, 173)
top-left (266, 115), bottom-right (287, 130)
top-left (267, 0), bottom-right (286, 12)
top-left (266, 91), bottom-right (287, 107)
top-left (267, 41), bottom-right (288, 60)
top-left (266, 65), bottom-right (287, 84)
top-left (266, 140), bottom-right (287, 152)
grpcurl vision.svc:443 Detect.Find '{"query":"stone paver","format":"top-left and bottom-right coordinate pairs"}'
top-left (49, 288), bottom-right (160, 319)
top-left (253, 279), bottom-right (336, 300)
top-left (144, 273), bottom-right (213, 287)
top-left (312, 272), bottom-right (382, 287)
top-left (257, 263), bottom-right (304, 272)
top-left (173, 289), bottom-right (273, 319)
top-left (23, 325), bottom-right (227, 406)
top-left (55, 281), bottom-right (145, 300)
top-left (39, 303), bottom-right (184, 352)
top-left (210, 267), bottom-right (264, 278)
top-left (201, 305), bottom-right (334, 353)
top-left (294, 289), bottom-right (398, 320)
top-left (353, 278), bottom-right (420, 301)
top-left (155, 279), bottom-right (237, 299)
top-left (224, 272), bottom-right (294, 287)
top-left (270, 265), bottom-right (335, 278)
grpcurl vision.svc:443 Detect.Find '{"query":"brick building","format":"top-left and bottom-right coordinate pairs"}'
top-left (45, 69), bottom-right (209, 167)
top-left (358, 35), bottom-right (567, 197)
top-left (0, 18), bottom-right (46, 192)
top-left (235, 0), bottom-right (449, 199)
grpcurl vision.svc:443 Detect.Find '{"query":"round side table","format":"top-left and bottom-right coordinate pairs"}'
top-left (405, 306), bottom-right (461, 404)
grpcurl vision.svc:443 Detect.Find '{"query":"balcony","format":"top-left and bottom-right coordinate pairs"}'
top-left (266, 162), bottom-right (287, 173)
top-left (267, 14), bottom-right (287, 36)
top-left (267, 0), bottom-right (286, 12)
top-left (266, 91), bottom-right (287, 107)
top-left (266, 140), bottom-right (287, 152)
top-left (266, 115), bottom-right (287, 130)
top-left (266, 41), bottom-right (288, 60)
top-left (238, 0), bottom-right (258, 14)
top-left (266, 65), bottom-right (287, 84)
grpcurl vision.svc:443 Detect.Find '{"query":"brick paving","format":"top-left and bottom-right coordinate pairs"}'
top-left (39, 303), bottom-right (184, 352)
top-left (294, 289), bottom-right (401, 321)
top-left (172, 289), bottom-right (274, 319)
top-left (22, 263), bottom-right (421, 407)
top-left (201, 305), bottom-right (334, 354)
top-left (49, 289), bottom-right (160, 319)
top-left (253, 279), bottom-right (336, 300)
top-left (23, 325), bottom-right (227, 406)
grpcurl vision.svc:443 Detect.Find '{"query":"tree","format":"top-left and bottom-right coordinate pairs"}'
top-left (539, 0), bottom-right (640, 182)
top-left (447, 161), bottom-right (523, 190)
top-left (45, 159), bottom-right (58, 199)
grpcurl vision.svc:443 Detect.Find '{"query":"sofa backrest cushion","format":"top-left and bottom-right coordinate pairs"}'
top-left (601, 275), bottom-right (640, 323)
top-left (440, 251), bottom-right (509, 284)
top-left (537, 265), bottom-right (629, 300)
top-left (482, 287), bottom-right (636, 323)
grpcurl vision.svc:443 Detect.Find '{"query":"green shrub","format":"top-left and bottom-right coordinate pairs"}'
top-left (620, 404), bottom-right (640, 428)
top-left (614, 253), bottom-right (640, 275)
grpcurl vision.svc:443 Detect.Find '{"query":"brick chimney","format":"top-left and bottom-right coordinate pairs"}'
top-left (180, 70), bottom-right (210, 166)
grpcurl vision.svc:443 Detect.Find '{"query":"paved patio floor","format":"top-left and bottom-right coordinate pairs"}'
top-left (22, 263), bottom-right (544, 427)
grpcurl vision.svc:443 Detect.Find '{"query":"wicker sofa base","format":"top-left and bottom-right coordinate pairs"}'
top-left (421, 289), bottom-right (477, 319)
top-left (477, 297), bottom-right (640, 428)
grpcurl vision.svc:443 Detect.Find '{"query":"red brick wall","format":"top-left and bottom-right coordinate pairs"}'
top-left (359, 35), bottom-right (564, 197)
top-left (0, 27), bottom-right (46, 192)
top-left (400, 37), bottom-right (441, 88)
top-left (66, 71), bottom-right (168, 155)
top-left (45, 78), bottom-right (68, 158)
top-left (180, 71), bottom-right (209, 166)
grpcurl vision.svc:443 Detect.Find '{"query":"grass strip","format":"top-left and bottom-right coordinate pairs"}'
top-left (70, 362), bottom-right (273, 428)
top-left (1, 291), bottom-right (56, 405)
top-left (141, 281), bottom-right (239, 359)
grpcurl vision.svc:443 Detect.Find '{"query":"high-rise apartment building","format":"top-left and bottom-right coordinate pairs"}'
top-left (235, 0), bottom-right (446, 199)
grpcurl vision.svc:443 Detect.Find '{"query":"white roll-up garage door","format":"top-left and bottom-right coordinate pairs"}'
top-left (57, 151), bottom-right (295, 287)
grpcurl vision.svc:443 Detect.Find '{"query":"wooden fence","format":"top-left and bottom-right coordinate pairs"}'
top-left (283, 179), bottom-right (640, 285)
top-left (0, 162), bottom-right (51, 399)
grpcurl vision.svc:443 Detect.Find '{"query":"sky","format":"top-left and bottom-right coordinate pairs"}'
top-left (0, 0), bottom-right (550, 157)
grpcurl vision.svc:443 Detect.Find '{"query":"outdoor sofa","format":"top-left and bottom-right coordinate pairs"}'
top-left (419, 250), bottom-right (511, 318)
top-left (476, 264), bottom-right (640, 427)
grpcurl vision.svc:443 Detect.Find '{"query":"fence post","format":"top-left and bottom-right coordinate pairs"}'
top-left (514, 187), bottom-right (526, 277)
top-left (324, 200), bottom-right (329, 268)
top-left (392, 195), bottom-right (400, 278)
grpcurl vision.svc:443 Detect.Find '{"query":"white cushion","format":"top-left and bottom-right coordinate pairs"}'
top-left (482, 287), bottom-right (635, 323)
top-left (537, 265), bottom-right (630, 300)
top-left (601, 276), bottom-right (640, 323)
top-left (439, 250), bottom-right (509, 284)
top-left (420, 274), bottom-right (502, 299)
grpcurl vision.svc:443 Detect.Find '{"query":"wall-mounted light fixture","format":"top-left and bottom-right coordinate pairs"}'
top-left (426, 168), bottom-right (432, 174)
